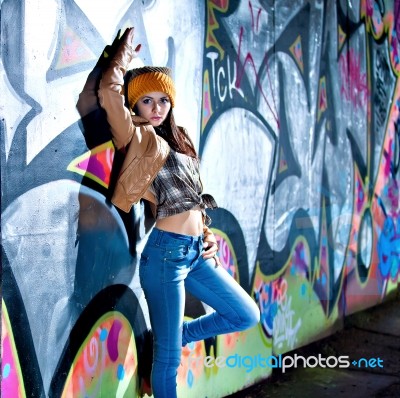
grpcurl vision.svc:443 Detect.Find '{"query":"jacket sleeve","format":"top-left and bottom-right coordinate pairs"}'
top-left (77, 66), bottom-right (102, 119)
top-left (98, 42), bottom-right (135, 150)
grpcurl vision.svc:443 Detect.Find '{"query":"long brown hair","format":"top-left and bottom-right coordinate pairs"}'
top-left (163, 110), bottom-right (198, 158)
top-left (133, 105), bottom-right (198, 158)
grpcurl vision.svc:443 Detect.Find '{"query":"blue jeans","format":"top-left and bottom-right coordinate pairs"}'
top-left (139, 228), bottom-right (260, 398)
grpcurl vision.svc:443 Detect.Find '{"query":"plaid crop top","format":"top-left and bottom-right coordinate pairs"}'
top-left (149, 148), bottom-right (217, 225)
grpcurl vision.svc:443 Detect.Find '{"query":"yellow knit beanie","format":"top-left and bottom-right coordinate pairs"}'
top-left (127, 66), bottom-right (176, 109)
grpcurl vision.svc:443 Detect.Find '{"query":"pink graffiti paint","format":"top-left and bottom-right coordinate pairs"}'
top-left (216, 235), bottom-right (237, 280)
top-left (294, 242), bottom-right (308, 273)
top-left (69, 142), bottom-right (115, 188)
top-left (223, 330), bottom-right (242, 349)
top-left (60, 27), bottom-right (93, 65)
top-left (107, 319), bottom-right (123, 362)
top-left (365, 0), bottom-right (374, 18)
top-left (61, 315), bottom-right (137, 397)
top-left (84, 336), bottom-right (99, 376)
top-left (386, 180), bottom-right (399, 210)
top-left (366, 0), bottom-right (383, 26)
top-left (77, 155), bottom-right (108, 185)
top-left (254, 275), bottom-right (293, 340)
top-left (390, 0), bottom-right (400, 70)
top-left (236, 27), bottom-right (280, 128)
top-left (391, 35), bottom-right (400, 71)
top-left (382, 141), bottom-right (394, 180)
top-left (318, 77), bottom-right (328, 120)
top-left (273, 277), bottom-right (288, 306)
top-left (202, 72), bottom-right (213, 128)
top-left (1, 335), bottom-right (22, 398)
top-left (179, 341), bottom-right (205, 386)
top-left (290, 38), bottom-right (304, 72)
top-left (248, 0), bottom-right (262, 33)
top-left (355, 174), bottom-right (366, 214)
top-left (339, 49), bottom-right (368, 109)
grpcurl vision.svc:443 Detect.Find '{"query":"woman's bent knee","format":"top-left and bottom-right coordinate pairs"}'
top-left (240, 300), bottom-right (260, 330)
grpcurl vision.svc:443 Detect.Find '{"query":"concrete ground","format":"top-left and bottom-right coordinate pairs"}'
top-left (226, 289), bottom-right (400, 398)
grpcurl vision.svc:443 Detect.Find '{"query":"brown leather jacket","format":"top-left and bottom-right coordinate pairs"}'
top-left (97, 41), bottom-right (218, 245)
top-left (98, 42), bottom-right (170, 213)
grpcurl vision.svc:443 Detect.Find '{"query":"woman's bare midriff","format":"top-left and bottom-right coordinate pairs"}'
top-left (155, 206), bottom-right (204, 236)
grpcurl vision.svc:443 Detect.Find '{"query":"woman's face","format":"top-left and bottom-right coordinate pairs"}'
top-left (135, 91), bottom-right (172, 126)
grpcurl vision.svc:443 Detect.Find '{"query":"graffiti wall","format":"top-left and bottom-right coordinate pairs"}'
top-left (1, 0), bottom-right (399, 397)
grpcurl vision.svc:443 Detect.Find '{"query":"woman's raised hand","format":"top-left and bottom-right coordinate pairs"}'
top-left (121, 27), bottom-right (141, 57)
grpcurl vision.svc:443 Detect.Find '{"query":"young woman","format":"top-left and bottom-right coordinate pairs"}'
top-left (98, 27), bottom-right (260, 398)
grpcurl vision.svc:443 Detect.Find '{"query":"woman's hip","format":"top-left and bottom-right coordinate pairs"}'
top-left (139, 227), bottom-right (204, 286)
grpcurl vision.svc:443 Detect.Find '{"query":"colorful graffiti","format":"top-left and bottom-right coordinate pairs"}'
top-left (1, 0), bottom-right (399, 397)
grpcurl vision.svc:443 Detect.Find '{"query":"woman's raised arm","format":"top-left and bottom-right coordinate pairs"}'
top-left (98, 27), bottom-right (141, 150)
